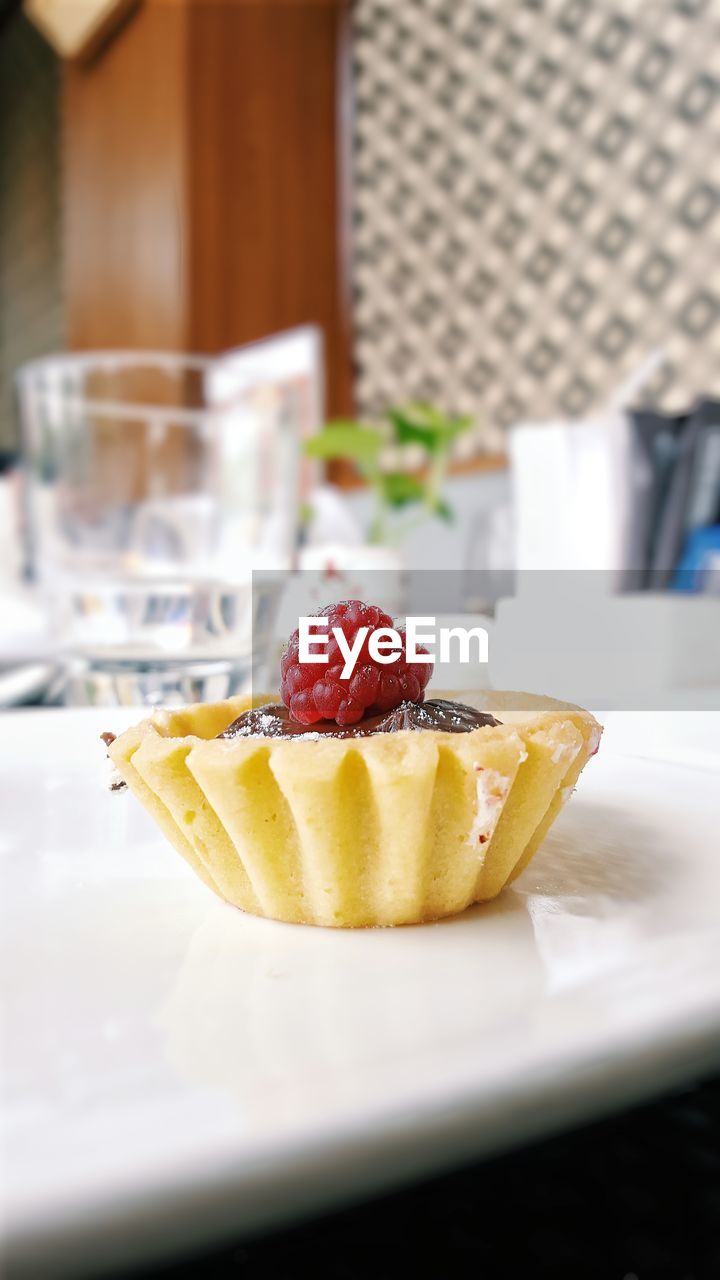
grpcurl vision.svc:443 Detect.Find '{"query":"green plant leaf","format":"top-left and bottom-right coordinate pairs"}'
top-left (387, 404), bottom-right (474, 453)
top-left (379, 471), bottom-right (427, 508)
top-left (434, 497), bottom-right (454, 523)
top-left (387, 409), bottom-right (438, 450)
top-left (413, 402), bottom-right (472, 430)
top-left (304, 422), bottom-right (384, 465)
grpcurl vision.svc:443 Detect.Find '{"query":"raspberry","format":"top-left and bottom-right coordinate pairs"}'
top-left (280, 600), bottom-right (432, 726)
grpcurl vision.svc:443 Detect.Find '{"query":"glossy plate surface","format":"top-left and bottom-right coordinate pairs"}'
top-left (2, 708), bottom-right (720, 1276)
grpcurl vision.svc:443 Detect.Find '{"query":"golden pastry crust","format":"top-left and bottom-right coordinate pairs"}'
top-left (109, 691), bottom-right (600, 927)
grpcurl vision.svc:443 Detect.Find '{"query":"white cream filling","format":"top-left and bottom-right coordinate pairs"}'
top-left (469, 765), bottom-right (510, 849)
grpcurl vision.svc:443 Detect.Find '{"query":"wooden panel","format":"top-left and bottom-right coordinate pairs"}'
top-left (24, 0), bottom-right (138, 62)
top-left (335, 452), bottom-right (509, 492)
top-left (63, 0), bottom-right (189, 351)
top-left (186, 0), bottom-right (354, 417)
top-left (63, 0), bottom-right (353, 422)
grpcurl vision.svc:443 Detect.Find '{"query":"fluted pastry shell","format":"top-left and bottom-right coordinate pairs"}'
top-left (108, 691), bottom-right (600, 927)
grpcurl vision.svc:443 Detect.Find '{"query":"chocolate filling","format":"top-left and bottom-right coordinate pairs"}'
top-left (218, 698), bottom-right (500, 741)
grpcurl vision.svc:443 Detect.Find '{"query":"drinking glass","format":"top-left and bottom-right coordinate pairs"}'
top-left (16, 329), bottom-right (321, 705)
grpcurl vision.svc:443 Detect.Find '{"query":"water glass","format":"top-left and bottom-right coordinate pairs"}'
top-left (16, 330), bottom-right (321, 705)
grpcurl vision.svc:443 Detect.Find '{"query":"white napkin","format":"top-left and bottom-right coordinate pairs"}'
top-left (509, 413), bottom-right (635, 577)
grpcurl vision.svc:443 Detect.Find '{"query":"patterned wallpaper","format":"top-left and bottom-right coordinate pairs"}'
top-left (351, 0), bottom-right (720, 454)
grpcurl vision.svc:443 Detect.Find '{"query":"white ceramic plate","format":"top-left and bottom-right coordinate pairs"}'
top-left (2, 708), bottom-right (720, 1277)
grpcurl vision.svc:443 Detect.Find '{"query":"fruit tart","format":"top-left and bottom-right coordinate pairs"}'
top-left (107, 600), bottom-right (601, 927)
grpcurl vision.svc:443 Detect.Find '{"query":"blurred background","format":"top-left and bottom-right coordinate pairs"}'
top-left (0, 0), bottom-right (718, 707)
